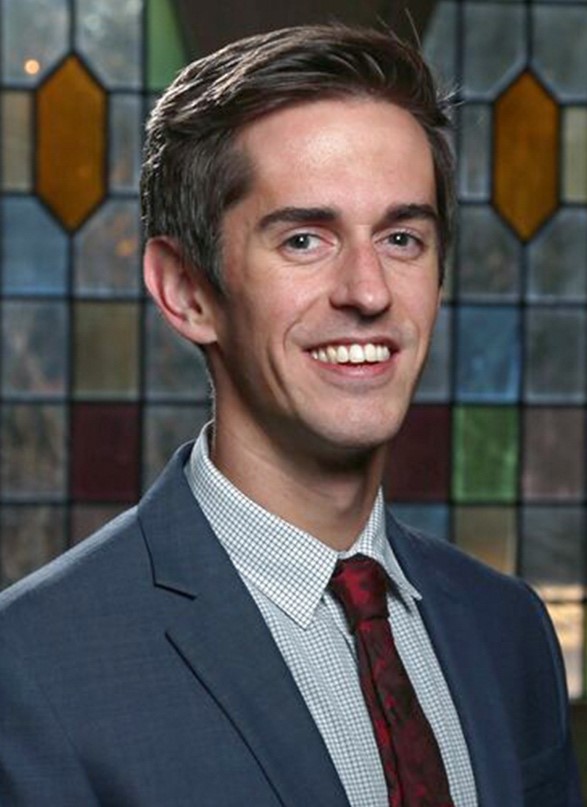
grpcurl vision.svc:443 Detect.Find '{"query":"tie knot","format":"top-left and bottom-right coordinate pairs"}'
top-left (329, 554), bottom-right (389, 632)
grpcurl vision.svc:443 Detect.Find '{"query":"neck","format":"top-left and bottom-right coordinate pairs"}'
top-left (211, 421), bottom-right (386, 551)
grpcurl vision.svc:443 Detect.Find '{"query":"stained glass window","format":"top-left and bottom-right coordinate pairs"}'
top-left (415, 0), bottom-right (587, 700)
top-left (0, 0), bottom-right (586, 703)
top-left (0, 0), bottom-right (202, 580)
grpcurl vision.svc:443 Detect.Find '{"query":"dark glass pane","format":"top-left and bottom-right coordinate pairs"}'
top-left (0, 505), bottom-right (66, 588)
top-left (71, 403), bottom-right (140, 502)
top-left (453, 406), bottom-right (518, 502)
top-left (456, 306), bottom-right (520, 402)
top-left (385, 406), bottom-right (451, 502)
top-left (70, 504), bottom-right (127, 545)
top-left (521, 506), bottom-right (585, 593)
top-left (454, 506), bottom-right (517, 574)
top-left (523, 408), bottom-right (584, 501)
top-left (458, 206), bottom-right (521, 300)
top-left (524, 309), bottom-right (586, 403)
top-left (415, 306), bottom-right (451, 402)
top-left (527, 209), bottom-right (587, 302)
top-left (0, 404), bottom-right (67, 500)
top-left (145, 304), bottom-right (210, 401)
top-left (74, 200), bottom-right (141, 296)
top-left (143, 404), bottom-right (211, 489)
top-left (1, 197), bottom-right (68, 294)
top-left (1, 301), bottom-right (68, 398)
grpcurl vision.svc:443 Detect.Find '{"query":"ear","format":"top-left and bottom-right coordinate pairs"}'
top-left (143, 236), bottom-right (219, 346)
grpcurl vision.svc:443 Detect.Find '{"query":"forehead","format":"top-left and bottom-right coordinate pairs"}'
top-left (233, 98), bottom-right (436, 209)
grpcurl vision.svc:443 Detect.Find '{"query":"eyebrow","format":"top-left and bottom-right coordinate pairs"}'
top-left (256, 203), bottom-right (439, 234)
top-left (256, 207), bottom-right (337, 232)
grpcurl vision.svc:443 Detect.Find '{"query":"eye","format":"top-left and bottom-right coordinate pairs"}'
top-left (380, 229), bottom-right (425, 259)
top-left (282, 232), bottom-right (321, 251)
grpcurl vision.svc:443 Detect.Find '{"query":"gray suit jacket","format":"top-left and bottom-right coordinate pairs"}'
top-left (0, 443), bottom-right (582, 805)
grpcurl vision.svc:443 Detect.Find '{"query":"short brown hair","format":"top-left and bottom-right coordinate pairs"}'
top-left (141, 24), bottom-right (454, 288)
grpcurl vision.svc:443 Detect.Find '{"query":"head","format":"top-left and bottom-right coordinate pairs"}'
top-left (141, 24), bottom-right (454, 291)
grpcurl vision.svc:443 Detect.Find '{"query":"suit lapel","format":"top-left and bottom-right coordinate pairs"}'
top-left (138, 445), bottom-right (349, 807)
top-left (387, 513), bottom-right (524, 807)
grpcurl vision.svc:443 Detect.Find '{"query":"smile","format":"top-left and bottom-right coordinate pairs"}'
top-left (310, 343), bottom-right (391, 365)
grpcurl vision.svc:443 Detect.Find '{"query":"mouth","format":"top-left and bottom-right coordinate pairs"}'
top-left (309, 342), bottom-right (393, 366)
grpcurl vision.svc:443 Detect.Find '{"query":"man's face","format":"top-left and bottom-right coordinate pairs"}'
top-left (205, 98), bottom-right (441, 466)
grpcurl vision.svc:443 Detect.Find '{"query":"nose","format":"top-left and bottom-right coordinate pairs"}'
top-left (329, 243), bottom-right (392, 317)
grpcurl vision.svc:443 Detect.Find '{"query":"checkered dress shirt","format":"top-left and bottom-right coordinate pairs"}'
top-left (185, 427), bottom-right (477, 807)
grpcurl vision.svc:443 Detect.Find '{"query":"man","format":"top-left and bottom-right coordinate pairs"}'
top-left (0, 24), bottom-right (581, 807)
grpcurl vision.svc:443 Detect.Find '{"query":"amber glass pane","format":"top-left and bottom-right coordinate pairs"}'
top-left (454, 506), bottom-right (516, 574)
top-left (494, 72), bottom-right (559, 240)
top-left (36, 55), bottom-right (106, 230)
top-left (546, 604), bottom-right (583, 700)
top-left (1, 91), bottom-right (32, 191)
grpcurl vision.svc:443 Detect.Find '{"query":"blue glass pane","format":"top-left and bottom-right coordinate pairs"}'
top-left (1, 197), bottom-right (68, 294)
top-left (423, 1), bottom-right (457, 86)
top-left (533, 7), bottom-right (587, 101)
top-left (463, 3), bottom-right (526, 100)
top-left (1, 0), bottom-right (69, 87)
top-left (527, 209), bottom-right (587, 302)
top-left (458, 206), bottom-right (521, 301)
top-left (76, 0), bottom-right (142, 89)
top-left (456, 306), bottom-right (521, 402)
top-left (2, 301), bottom-right (68, 398)
top-left (415, 305), bottom-right (451, 402)
top-left (458, 105), bottom-right (492, 201)
top-left (392, 504), bottom-right (450, 542)
top-left (74, 199), bottom-right (141, 296)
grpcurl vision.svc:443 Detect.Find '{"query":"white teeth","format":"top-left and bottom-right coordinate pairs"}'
top-left (311, 342), bottom-right (391, 365)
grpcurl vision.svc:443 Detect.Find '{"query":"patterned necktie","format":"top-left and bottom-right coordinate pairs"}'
top-left (329, 554), bottom-right (454, 807)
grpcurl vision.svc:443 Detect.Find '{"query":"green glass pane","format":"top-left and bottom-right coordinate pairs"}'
top-left (453, 406), bottom-right (518, 502)
top-left (563, 108), bottom-right (587, 204)
top-left (1, 91), bottom-right (32, 191)
top-left (73, 302), bottom-right (140, 397)
top-left (147, 0), bottom-right (186, 91)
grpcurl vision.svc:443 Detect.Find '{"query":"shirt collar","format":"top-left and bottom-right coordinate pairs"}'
top-left (185, 425), bottom-right (420, 629)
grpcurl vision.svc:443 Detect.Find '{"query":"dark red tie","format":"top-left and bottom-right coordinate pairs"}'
top-left (329, 554), bottom-right (454, 807)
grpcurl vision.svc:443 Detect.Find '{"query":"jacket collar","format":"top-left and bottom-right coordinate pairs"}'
top-left (387, 512), bottom-right (524, 807)
top-left (138, 443), bottom-right (349, 807)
